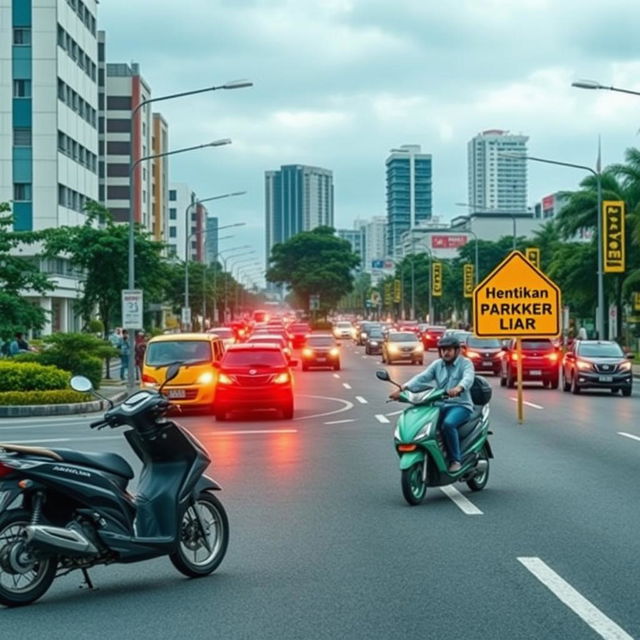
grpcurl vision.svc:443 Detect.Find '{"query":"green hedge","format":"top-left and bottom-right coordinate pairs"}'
top-left (0, 390), bottom-right (90, 406)
top-left (0, 361), bottom-right (70, 392)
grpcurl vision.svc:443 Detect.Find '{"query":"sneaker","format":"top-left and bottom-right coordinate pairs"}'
top-left (448, 461), bottom-right (462, 473)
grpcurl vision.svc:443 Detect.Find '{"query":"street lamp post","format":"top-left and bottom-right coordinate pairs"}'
top-left (214, 246), bottom-right (252, 323)
top-left (502, 152), bottom-right (604, 339)
top-left (572, 80), bottom-right (640, 97)
top-left (227, 256), bottom-right (256, 320)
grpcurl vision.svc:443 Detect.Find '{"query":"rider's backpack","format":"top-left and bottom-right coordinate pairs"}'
top-left (470, 375), bottom-right (492, 406)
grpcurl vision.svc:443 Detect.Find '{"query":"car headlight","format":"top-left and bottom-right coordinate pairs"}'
top-left (576, 360), bottom-right (593, 371)
top-left (370, 341), bottom-right (378, 346)
top-left (302, 348), bottom-right (314, 357)
top-left (361, 332), bottom-right (367, 338)
top-left (389, 344), bottom-right (399, 353)
top-left (415, 421), bottom-right (433, 440)
top-left (619, 361), bottom-right (632, 371)
top-left (197, 371), bottom-right (215, 384)
top-left (414, 344), bottom-right (424, 352)
top-left (330, 348), bottom-right (339, 357)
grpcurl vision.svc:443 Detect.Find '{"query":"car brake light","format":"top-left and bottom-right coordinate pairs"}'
top-left (511, 352), bottom-right (519, 362)
top-left (273, 373), bottom-right (289, 384)
top-left (302, 348), bottom-right (313, 358)
top-left (218, 373), bottom-right (233, 384)
top-left (142, 373), bottom-right (157, 384)
top-left (547, 352), bottom-right (559, 362)
top-left (329, 348), bottom-right (339, 357)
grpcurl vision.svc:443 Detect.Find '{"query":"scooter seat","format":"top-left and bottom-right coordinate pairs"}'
top-left (458, 409), bottom-right (483, 439)
top-left (50, 449), bottom-right (134, 479)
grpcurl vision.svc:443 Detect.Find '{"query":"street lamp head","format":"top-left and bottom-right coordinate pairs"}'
top-left (572, 80), bottom-right (603, 90)
top-left (230, 191), bottom-right (247, 197)
top-left (209, 138), bottom-right (232, 147)
top-left (222, 79), bottom-right (253, 90)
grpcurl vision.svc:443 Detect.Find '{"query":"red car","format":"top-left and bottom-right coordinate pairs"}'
top-left (288, 323), bottom-right (312, 348)
top-left (420, 325), bottom-right (447, 350)
top-left (463, 336), bottom-right (503, 375)
top-left (213, 344), bottom-right (297, 420)
top-left (500, 338), bottom-right (560, 388)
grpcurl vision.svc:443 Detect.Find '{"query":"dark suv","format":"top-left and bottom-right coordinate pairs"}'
top-left (562, 340), bottom-right (633, 396)
top-left (464, 336), bottom-right (503, 375)
top-left (500, 338), bottom-right (560, 388)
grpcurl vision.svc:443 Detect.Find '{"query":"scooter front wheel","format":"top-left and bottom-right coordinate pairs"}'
top-left (401, 462), bottom-right (427, 505)
top-left (170, 492), bottom-right (229, 577)
top-left (0, 509), bottom-right (57, 607)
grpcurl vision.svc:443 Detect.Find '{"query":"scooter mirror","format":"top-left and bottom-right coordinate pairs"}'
top-left (376, 370), bottom-right (390, 382)
top-left (165, 363), bottom-right (181, 384)
top-left (70, 375), bottom-right (93, 393)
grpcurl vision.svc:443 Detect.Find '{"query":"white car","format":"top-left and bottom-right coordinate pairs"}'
top-left (333, 321), bottom-right (354, 339)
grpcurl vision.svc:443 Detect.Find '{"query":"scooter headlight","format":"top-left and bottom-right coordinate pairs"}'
top-left (415, 421), bottom-right (434, 440)
top-left (393, 425), bottom-right (401, 440)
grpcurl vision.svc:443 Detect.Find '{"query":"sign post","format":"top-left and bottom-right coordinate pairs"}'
top-left (473, 251), bottom-right (561, 424)
top-left (122, 289), bottom-right (143, 329)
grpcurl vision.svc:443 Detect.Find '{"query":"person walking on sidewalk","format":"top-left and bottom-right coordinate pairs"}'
top-left (134, 331), bottom-right (147, 381)
top-left (118, 330), bottom-right (130, 381)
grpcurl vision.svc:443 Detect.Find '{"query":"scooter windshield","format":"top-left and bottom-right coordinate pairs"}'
top-left (400, 388), bottom-right (443, 405)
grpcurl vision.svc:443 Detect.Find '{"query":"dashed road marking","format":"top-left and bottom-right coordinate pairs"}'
top-left (355, 396), bottom-right (368, 404)
top-left (618, 432), bottom-right (640, 443)
top-left (385, 410), bottom-right (403, 417)
top-left (509, 397), bottom-right (544, 410)
top-left (518, 557), bottom-right (633, 640)
top-left (439, 485), bottom-right (483, 515)
top-left (324, 419), bottom-right (355, 425)
top-left (333, 373), bottom-right (341, 379)
top-left (375, 414), bottom-right (390, 423)
top-left (343, 383), bottom-right (352, 390)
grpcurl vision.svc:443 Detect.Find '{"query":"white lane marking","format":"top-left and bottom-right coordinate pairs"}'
top-left (439, 485), bottom-right (483, 515)
top-left (343, 383), bottom-right (352, 390)
top-left (333, 374), bottom-right (341, 379)
top-left (385, 410), bottom-right (403, 417)
top-left (375, 414), bottom-right (390, 423)
top-left (618, 432), bottom-right (640, 443)
top-left (361, 355), bottom-right (367, 359)
top-left (324, 419), bottom-right (355, 425)
top-left (297, 394), bottom-right (355, 421)
top-left (509, 397), bottom-right (544, 410)
top-left (355, 396), bottom-right (368, 404)
top-left (205, 429), bottom-right (298, 435)
top-left (518, 557), bottom-right (633, 640)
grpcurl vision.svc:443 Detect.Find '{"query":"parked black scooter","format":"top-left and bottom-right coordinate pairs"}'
top-left (0, 364), bottom-right (228, 607)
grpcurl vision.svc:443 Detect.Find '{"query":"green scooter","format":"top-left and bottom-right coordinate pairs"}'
top-left (376, 370), bottom-right (493, 506)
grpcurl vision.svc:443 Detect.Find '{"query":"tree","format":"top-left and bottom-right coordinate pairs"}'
top-left (0, 202), bottom-right (53, 337)
top-left (267, 227), bottom-right (360, 313)
top-left (44, 201), bottom-right (168, 336)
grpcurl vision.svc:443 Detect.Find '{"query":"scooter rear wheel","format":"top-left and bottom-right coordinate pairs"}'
top-left (401, 462), bottom-right (427, 505)
top-left (467, 448), bottom-right (490, 492)
top-left (170, 493), bottom-right (229, 577)
top-left (0, 509), bottom-right (57, 607)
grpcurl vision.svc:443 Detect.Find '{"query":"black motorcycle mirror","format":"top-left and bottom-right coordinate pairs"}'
top-left (159, 362), bottom-right (181, 394)
top-left (376, 370), bottom-right (402, 388)
top-left (70, 375), bottom-right (114, 409)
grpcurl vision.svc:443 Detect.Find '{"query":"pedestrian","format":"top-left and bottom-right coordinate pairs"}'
top-left (577, 326), bottom-right (588, 341)
top-left (134, 331), bottom-right (147, 381)
top-left (118, 330), bottom-right (130, 381)
top-left (9, 332), bottom-right (32, 355)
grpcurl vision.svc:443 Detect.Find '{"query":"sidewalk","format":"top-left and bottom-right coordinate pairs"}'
top-left (634, 364), bottom-right (640, 380)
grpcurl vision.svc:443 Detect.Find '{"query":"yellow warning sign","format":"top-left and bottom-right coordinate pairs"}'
top-left (525, 247), bottom-right (540, 269)
top-left (473, 251), bottom-right (561, 337)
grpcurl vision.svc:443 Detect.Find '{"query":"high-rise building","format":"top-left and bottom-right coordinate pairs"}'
top-left (358, 216), bottom-right (386, 273)
top-left (166, 183), bottom-right (204, 262)
top-left (265, 164), bottom-right (334, 268)
top-left (1, 0), bottom-right (99, 333)
top-left (468, 129), bottom-right (528, 213)
top-left (337, 228), bottom-right (365, 269)
top-left (205, 216), bottom-right (219, 265)
top-left (386, 145), bottom-right (432, 258)
top-left (101, 61), bottom-right (152, 226)
top-left (151, 113), bottom-right (169, 243)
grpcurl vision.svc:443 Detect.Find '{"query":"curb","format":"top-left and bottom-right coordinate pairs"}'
top-left (0, 392), bottom-right (127, 418)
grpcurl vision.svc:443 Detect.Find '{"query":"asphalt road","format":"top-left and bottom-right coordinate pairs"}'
top-left (1, 342), bottom-right (639, 639)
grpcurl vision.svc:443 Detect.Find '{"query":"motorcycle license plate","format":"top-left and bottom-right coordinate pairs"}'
top-left (529, 370), bottom-right (542, 376)
top-left (168, 389), bottom-right (186, 399)
top-left (599, 376), bottom-right (613, 382)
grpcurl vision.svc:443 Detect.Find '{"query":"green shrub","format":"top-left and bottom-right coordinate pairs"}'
top-left (0, 361), bottom-right (70, 392)
top-left (0, 390), bottom-right (90, 405)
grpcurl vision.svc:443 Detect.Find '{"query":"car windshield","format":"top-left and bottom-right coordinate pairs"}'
top-left (146, 340), bottom-right (211, 366)
top-left (578, 343), bottom-right (624, 358)
top-left (389, 333), bottom-right (417, 342)
top-left (368, 331), bottom-right (383, 338)
top-left (307, 337), bottom-right (335, 346)
top-left (521, 340), bottom-right (553, 350)
top-left (466, 338), bottom-right (501, 349)
top-left (336, 322), bottom-right (352, 328)
top-left (222, 350), bottom-right (286, 367)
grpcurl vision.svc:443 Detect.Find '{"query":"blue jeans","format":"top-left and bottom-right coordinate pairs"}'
top-left (120, 354), bottom-right (128, 380)
top-left (439, 405), bottom-right (472, 463)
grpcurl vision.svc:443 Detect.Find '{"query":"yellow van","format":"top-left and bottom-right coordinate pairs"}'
top-left (142, 333), bottom-right (224, 409)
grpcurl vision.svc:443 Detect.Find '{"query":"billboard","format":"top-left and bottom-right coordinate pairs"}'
top-left (431, 235), bottom-right (468, 249)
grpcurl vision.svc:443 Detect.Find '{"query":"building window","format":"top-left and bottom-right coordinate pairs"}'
top-left (14, 183), bottom-right (32, 202)
top-left (169, 190), bottom-right (177, 201)
top-left (106, 119), bottom-right (131, 133)
top-left (169, 227), bottom-right (177, 238)
top-left (169, 208), bottom-right (177, 220)
top-left (107, 163), bottom-right (129, 177)
top-left (107, 95), bottom-right (132, 110)
top-left (107, 185), bottom-right (130, 200)
top-left (13, 28), bottom-right (31, 45)
top-left (13, 128), bottom-right (32, 147)
top-left (106, 140), bottom-right (131, 155)
top-left (13, 80), bottom-right (31, 98)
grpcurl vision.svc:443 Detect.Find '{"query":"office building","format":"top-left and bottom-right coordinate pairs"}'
top-left (205, 216), bottom-right (219, 265)
top-left (1, 0), bottom-right (99, 333)
top-left (467, 129), bottom-right (528, 213)
top-left (386, 145), bottom-right (433, 258)
top-left (265, 164), bottom-right (334, 268)
top-left (101, 61), bottom-right (152, 226)
top-left (167, 183), bottom-right (204, 262)
top-left (151, 112), bottom-right (169, 242)
top-left (337, 227), bottom-right (365, 269)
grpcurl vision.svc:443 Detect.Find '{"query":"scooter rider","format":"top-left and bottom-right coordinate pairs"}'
top-left (389, 335), bottom-right (474, 473)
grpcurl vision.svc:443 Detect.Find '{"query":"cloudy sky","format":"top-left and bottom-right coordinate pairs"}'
top-left (100, 0), bottom-right (640, 279)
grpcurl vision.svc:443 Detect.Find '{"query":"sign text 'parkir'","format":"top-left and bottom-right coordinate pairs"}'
top-left (473, 251), bottom-right (561, 337)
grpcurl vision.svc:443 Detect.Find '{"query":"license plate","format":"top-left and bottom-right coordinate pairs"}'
top-left (529, 370), bottom-right (542, 376)
top-left (168, 389), bottom-right (186, 399)
top-left (316, 357), bottom-right (326, 362)
top-left (483, 360), bottom-right (492, 366)
top-left (599, 376), bottom-right (613, 382)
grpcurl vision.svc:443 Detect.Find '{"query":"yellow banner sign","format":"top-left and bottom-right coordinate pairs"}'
top-left (384, 282), bottom-right (392, 307)
top-left (473, 251), bottom-right (561, 337)
top-left (463, 264), bottom-right (474, 298)
top-left (602, 201), bottom-right (625, 273)
top-left (432, 263), bottom-right (442, 297)
top-left (525, 247), bottom-right (540, 269)
top-left (634, 292), bottom-right (640, 312)
top-left (393, 279), bottom-right (402, 303)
